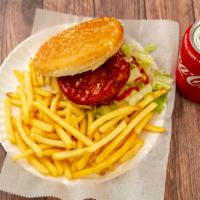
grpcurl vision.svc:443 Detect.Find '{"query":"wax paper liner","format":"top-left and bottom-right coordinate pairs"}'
top-left (0, 9), bottom-right (179, 200)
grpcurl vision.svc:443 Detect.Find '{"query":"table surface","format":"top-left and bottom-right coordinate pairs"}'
top-left (0, 0), bottom-right (200, 200)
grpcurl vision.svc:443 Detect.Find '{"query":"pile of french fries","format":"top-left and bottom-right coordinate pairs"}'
top-left (4, 61), bottom-right (166, 179)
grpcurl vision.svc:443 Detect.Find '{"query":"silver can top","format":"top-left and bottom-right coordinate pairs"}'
top-left (190, 21), bottom-right (200, 54)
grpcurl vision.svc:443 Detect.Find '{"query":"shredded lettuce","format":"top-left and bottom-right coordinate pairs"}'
top-left (132, 51), bottom-right (153, 67)
top-left (113, 100), bottom-right (129, 108)
top-left (137, 82), bottom-right (145, 90)
top-left (120, 42), bottom-right (171, 112)
top-left (93, 104), bottom-right (118, 119)
top-left (121, 43), bottom-right (134, 57)
top-left (152, 70), bottom-right (173, 91)
top-left (144, 43), bottom-right (157, 53)
top-left (154, 93), bottom-right (168, 113)
top-left (128, 84), bottom-right (152, 105)
top-left (130, 63), bottom-right (137, 70)
top-left (121, 43), bottom-right (154, 68)
top-left (126, 82), bottom-right (135, 87)
top-left (128, 67), bottom-right (142, 82)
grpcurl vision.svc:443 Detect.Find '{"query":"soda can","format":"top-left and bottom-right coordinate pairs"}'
top-left (176, 21), bottom-right (200, 103)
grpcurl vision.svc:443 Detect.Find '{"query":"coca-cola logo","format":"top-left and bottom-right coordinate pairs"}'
top-left (178, 62), bottom-right (192, 76)
top-left (186, 76), bottom-right (200, 87)
top-left (178, 62), bottom-right (200, 88)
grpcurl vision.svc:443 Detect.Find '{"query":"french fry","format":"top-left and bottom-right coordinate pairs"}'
top-left (52, 149), bottom-right (87, 160)
top-left (57, 101), bottom-right (66, 109)
top-left (80, 119), bottom-right (86, 135)
top-left (72, 140), bottom-right (77, 149)
top-left (76, 116), bottom-right (84, 124)
top-left (53, 160), bottom-right (63, 176)
top-left (39, 144), bottom-right (52, 149)
top-left (76, 152), bottom-right (92, 171)
top-left (88, 106), bottom-right (136, 136)
top-left (124, 117), bottom-right (130, 123)
top-left (73, 116), bottom-right (83, 148)
top-left (5, 63), bottom-right (169, 179)
top-left (67, 158), bottom-right (75, 165)
top-left (57, 110), bottom-right (65, 117)
top-left (98, 164), bottom-right (116, 175)
top-left (61, 93), bottom-right (67, 100)
top-left (15, 130), bottom-right (27, 151)
top-left (73, 132), bottom-right (137, 179)
top-left (99, 115), bottom-right (126, 133)
top-left (10, 99), bottom-right (21, 107)
top-left (6, 92), bottom-right (20, 100)
top-left (44, 76), bottom-right (51, 86)
top-left (88, 121), bottom-right (126, 153)
top-left (77, 142), bottom-right (83, 149)
top-left (29, 60), bottom-right (38, 87)
top-left (153, 89), bottom-right (168, 99)
top-left (54, 124), bottom-right (72, 147)
top-left (137, 89), bottom-right (167, 109)
top-left (95, 103), bottom-right (157, 163)
top-left (50, 93), bottom-right (61, 113)
top-left (30, 127), bottom-right (45, 135)
top-left (34, 94), bottom-right (42, 101)
top-left (14, 70), bottom-right (24, 86)
top-left (66, 101), bottom-right (84, 116)
top-left (36, 71), bottom-right (44, 86)
top-left (24, 71), bottom-right (33, 112)
top-left (134, 112), bottom-right (153, 134)
top-left (38, 157), bottom-right (58, 176)
top-left (62, 109), bottom-right (70, 123)
top-left (23, 124), bottom-right (31, 136)
top-left (137, 93), bottom-right (154, 109)
top-left (33, 88), bottom-right (53, 97)
top-left (31, 127), bottom-right (60, 140)
top-left (63, 161), bottom-right (72, 179)
top-left (31, 118), bottom-right (54, 132)
top-left (12, 148), bottom-right (33, 161)
top-left (76, 104), bottom-right (92, 110)
top-left (87, 110), bottom-right (93, 137)
top-left (16, 112), bottom-right (43, 157)
top-left (119, 138), bottom-right (144, 163)
top-left (100, 127), bottom-right (115, 139)
top-left (107, 164), bottom-right (115, 171)
top-left (42, 98), bottom-right (52, 108)
top-left (11, 116), bottom-right (17, 130)
top-left (17, 86), bottom-right (29, 122)
top-left (43, 148), bottom-right (62, 156)
top-left (88, 149), bottom-right (101, 165)
top-left (129, 110), bottom-right (140, 121)
top-left (93, 131), bottom-right (101, 141)
top-left (33, 101), bottom-right (93, 146)
top-left (40, 133), bottom-right (60, 140)
top-left (4, 98), bottom-right (15, 143)
top-left (12, 144), bottom-right (51, 161)
top-left (28, 156), bottom-right (49, 175)
top-left (30, 133), bottom-right (65, 147)
top-left (144, 124), bottom-right (166, 133)
top-left (51, 77), bottom-right (60, 92)
top-left (71, 160), bottom-right (78, 172)
top-left (64, 108), bottom-right (71, 123)
top-left (71, 115), bottom-right (79, 129)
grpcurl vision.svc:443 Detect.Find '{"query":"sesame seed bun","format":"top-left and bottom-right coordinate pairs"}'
top-left (33, 17), bottom-right (124, 77)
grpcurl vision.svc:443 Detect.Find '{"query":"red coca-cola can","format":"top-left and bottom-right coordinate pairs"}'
top-left (176, 21), bottom-right (200, 103)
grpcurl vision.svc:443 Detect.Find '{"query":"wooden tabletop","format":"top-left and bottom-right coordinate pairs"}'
top-left (0, 0), bottom-right (200, 199)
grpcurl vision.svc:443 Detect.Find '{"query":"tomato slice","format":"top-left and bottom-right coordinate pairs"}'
top-left (57, 52), bottom-right (130, 105)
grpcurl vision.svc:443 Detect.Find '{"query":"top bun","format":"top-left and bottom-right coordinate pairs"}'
top-left (33, 17), bottom-right (124, 77)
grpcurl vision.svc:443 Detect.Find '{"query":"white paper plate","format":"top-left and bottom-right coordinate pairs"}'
top-left (0, 23), bottom-right (166, 185)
